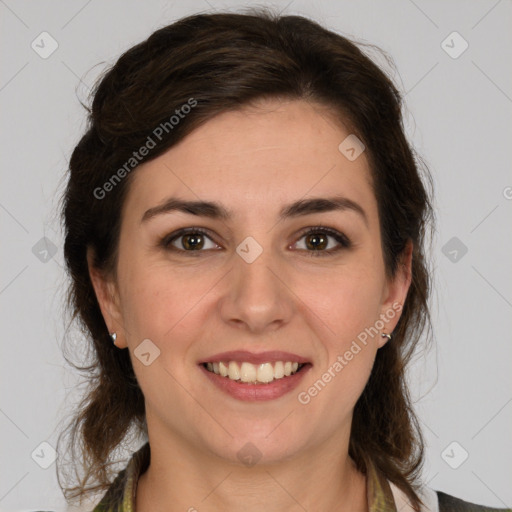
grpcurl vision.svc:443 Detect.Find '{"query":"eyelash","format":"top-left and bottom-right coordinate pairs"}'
top-left (159, 226), bottom-right (352, 258)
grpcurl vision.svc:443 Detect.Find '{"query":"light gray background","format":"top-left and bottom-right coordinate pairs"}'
top-left (1, 0), bottom-right (511, 511)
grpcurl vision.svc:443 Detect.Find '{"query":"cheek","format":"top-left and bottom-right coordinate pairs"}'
top-left (117, 257), bottom-right (218, 345)
top-left (295, 263), bottom-right (383, 402)
top-left (116, 265), bottom-right (208, 410)
top-left (297, 263), bottom-right (384, 342)
top-left (297, 309), bottom-right (379, 423)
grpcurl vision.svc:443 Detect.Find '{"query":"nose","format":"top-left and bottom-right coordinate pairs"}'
top-left (218, 245), bottom-right (294, 334)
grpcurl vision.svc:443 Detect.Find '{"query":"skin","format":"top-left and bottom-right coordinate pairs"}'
top-left (89, 98), bottom-right (412, 512)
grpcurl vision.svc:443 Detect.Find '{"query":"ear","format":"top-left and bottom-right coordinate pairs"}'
top-left (86, 247), bottom-right (128, 349)
top-left (377, 240), bottom-right (413, 348)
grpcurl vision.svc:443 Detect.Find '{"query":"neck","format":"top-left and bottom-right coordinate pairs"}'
top-left (135, 418), bottom-right (368, 512)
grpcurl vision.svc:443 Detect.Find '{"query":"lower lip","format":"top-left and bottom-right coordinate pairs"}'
top-left (199, 364), bottom-right (311, 401)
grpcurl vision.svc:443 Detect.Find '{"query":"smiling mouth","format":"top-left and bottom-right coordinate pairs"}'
top-left (202, 361), bottom-right (309, 384)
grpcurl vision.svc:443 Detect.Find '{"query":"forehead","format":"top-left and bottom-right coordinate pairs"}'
top-left (124, 99), bottom-right (376, 221)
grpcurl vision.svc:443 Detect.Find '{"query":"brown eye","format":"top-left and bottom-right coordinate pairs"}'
top-left (294, 227), bottom-right (351, 256)
top-left (304, 232), bottom-right (328, 251)
top-left (162, 228), bottom-right (220, 253)
top-left (180, 233), bottom-right (205, 250)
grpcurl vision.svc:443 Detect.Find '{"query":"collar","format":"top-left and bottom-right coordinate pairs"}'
top-left (93, 442), bottom-right (432, 512)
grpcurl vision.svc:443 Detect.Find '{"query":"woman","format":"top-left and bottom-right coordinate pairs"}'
top-left (58, 8), bottom-right (510, 512)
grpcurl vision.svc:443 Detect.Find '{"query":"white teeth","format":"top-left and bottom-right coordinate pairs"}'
top-left (240, 362), bottom-right (257, 383)
top-left (204, 360), bottom-right (304, 384)
top-left (274, 361), bottom-right (284, 379)
top-left (257, 362), bottom-right (274, 383)
top-left (228, 361), bottom-right (240, 380)
top-left (219, 361), bottom-right (229, 377)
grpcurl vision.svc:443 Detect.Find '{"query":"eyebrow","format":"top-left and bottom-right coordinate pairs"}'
top-left (141, 195), bottom-right (368, 227)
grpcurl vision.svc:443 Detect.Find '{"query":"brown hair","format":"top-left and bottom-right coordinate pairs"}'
top-left (58, 7), bottom-right (435, 509)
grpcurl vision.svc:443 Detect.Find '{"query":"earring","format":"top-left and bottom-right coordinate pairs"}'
top-left (381, 332), bottom-right (392, 341)
top-left (110, 332), bottom-right (117, 344)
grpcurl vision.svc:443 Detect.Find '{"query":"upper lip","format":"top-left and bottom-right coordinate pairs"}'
top-left (200, 350), bottom-right (310, 365)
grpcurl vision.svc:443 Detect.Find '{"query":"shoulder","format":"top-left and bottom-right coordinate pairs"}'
top-left (437, 490), bottom-right (512, 512)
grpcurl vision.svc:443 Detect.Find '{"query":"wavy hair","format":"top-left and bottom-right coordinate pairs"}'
top-left (58, 7), bottom-right (435, 509)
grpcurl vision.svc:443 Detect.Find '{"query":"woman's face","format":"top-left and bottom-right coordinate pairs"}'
top-left (92, 98), bottom-right (411, 465)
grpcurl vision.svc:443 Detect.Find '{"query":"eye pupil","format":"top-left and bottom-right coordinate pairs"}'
top-left (183, 233), bottom-right (204, 250)
top-left (306, 233), bottom-right (328, 250)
